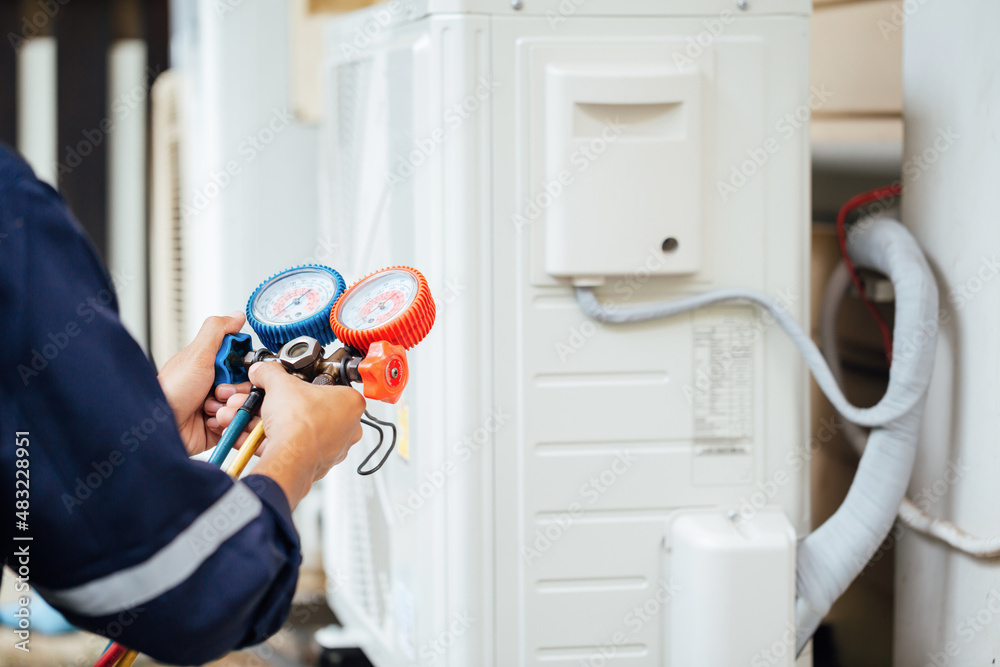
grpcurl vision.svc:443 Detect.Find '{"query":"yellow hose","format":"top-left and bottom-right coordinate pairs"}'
top-left (114, 650), bottom-right (138, 667)
top-left (225, 421), bottom-right (266, 478)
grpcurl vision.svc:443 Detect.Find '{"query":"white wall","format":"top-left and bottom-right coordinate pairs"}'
top-left (170, 0), bottom-right (325, 342)
top-left (897, 3), bottom-right (1000, 665)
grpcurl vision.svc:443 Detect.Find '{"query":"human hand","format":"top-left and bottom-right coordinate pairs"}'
top-left (241, 360), bottom-right (366, 507)
top-left (157, 312), bottom-right (246, 456)
top-left (203, 381), bottom-right (258, 449)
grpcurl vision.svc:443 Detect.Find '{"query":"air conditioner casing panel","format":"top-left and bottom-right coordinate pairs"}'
top-left (320, 8), bottom-right (811, 667)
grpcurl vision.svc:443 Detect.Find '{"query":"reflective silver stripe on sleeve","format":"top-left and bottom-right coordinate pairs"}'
top-left (36, 482), bottom-right (263, 616)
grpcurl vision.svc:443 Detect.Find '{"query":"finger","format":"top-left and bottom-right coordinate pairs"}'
top-left (215, 381), bottom-right (251, 401)
top-left (226, 392), bottom-right (250, 409)
top-left (207, 394), bottom-right (247, 418)
top-left (206, 425), bottom-right (249, 447)
top-left (190, 312), bottom-right (246, 361)
top-left (205, 417), bottom-right (260, 438)
top-left (341, 386), bottom-right (368, 419)
top-left (248, 360), bottom-right (296, 390)
top-left (209, 412), bottom-right (260, 436)
top-left (208, 413), bottom-right (237, 432)
top-left (213, 405), bottom-right (239, 429)
top-left (321, 386), bottom-right (367, 419)
top-left (215, 385), bottom-right (237, 402)
top-left (350, 424), bottom-right (364, 445)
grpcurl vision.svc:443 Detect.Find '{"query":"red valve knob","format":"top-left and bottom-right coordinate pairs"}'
top-left (358, 341), bottom-right (409, 404)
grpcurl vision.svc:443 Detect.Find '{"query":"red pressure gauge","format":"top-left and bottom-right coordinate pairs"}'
top-left (330, 266), bottom-right (436, 351)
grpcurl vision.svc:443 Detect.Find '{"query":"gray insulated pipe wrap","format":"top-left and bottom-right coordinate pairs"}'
top-left (794, 219), bottom-right (938, 650)
top-left (574, 218), bottom-right (939, 653)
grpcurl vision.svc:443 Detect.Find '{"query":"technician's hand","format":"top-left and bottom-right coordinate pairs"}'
top-left (245, 360), bottom-right (366, 508)
top-left (208, 384), bottom-right (253, 435)
top-left (204, 381), bottom-right (258, 450)
top-left (158, 312), bottom-right (247, 456)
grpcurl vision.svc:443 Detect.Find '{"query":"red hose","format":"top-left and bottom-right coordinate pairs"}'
top-left (93, 642), bottom-right (126, 667)
top-left (835, 183), bottom-right (902, 364)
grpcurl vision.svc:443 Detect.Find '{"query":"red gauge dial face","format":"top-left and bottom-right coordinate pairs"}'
top-left (354, 289), bottom-right (409, 327)
top-left (336, 271), bottom-right (419, 331)
top-left (331, 266), bottom-right (436, 351)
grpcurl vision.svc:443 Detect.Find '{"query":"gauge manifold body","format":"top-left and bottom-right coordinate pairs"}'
top-left (247, 264), bottom-right (346, 352)
top-left (331, 266), bottom-right (436, 351)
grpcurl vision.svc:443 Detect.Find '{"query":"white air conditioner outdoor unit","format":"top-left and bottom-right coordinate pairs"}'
top-left (319, 2), bottom-right (812, 665)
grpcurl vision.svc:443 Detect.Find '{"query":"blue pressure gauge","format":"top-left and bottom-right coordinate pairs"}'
top-left (246, 265), bottom-right (346, 352)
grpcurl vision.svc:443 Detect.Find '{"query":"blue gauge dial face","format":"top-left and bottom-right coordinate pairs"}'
top-left (251, 268), bottom-right (339, 327)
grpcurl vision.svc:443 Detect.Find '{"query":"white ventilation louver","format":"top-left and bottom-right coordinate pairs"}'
top-left (148, 70), bottom-right (186, 367)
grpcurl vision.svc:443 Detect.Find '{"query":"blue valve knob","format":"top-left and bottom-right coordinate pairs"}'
top-left (213, 333), bottom-right (253, 388)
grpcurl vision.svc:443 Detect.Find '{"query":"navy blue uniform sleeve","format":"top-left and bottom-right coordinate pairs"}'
top-left (0, 144), bottom-right (302, 665)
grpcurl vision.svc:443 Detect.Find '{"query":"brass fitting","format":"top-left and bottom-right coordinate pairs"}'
top-left (278, 336), bottom-right (323, 372)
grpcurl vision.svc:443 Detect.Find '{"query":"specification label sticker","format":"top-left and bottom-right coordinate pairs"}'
top-left (691, 312), bottom-right (754, 456)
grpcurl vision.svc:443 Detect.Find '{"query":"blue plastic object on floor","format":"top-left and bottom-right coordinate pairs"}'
top-left (0, 593), bottom-right (76, 634)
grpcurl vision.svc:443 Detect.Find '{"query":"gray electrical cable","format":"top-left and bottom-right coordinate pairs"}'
top-left (818, 262), bottom-right (872, 453)
top-left (820, 262), bottom-right (1000, 558)
top-left (575, 218), bottom-right (939, 654)
top-left (575, 260), bottom-right (928, 428)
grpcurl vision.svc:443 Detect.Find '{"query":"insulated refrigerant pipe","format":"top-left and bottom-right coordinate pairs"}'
top-left (575, 217), bottom-right (939, 654)
top-left (820, 262), bottom-right (1000, 558)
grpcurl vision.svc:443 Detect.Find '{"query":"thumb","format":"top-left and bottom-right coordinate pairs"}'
top-left (190, 311), bottom-right (246, 359)
top-left (248, 360), bottom-right (295, 389)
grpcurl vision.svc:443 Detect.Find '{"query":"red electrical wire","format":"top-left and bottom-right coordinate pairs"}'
top-left (93, 642), bottom-right (127, 667)
top-left (835, 183), bottom-right (902, 365)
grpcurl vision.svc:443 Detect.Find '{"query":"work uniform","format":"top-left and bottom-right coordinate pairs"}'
top-left (0, 143), bottom-right (301, 665)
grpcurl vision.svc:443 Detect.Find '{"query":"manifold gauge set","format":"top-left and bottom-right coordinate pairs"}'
top-left (93, 266), bottom-right (435, 666)
top-left (214, 264), bottom-right (436, 473)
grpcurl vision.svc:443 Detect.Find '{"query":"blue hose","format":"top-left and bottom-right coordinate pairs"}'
top-left (208, 410), bottom-right (251, 467)
top-left (208, 387), bottom-right (264, 468)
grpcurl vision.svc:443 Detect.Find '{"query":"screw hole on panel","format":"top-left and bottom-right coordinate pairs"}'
top-left (662, 237), bottom-right (680, 253)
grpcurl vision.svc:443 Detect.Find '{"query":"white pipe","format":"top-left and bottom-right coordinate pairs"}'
top-left (575, 218), bottom-right (939, 653)
top-left (820, 262), bottom-right (1000, 559)
top-left (794, 392), bottom-right (927, 650)
top-left (16, 37), bottom-right (58, 186)
top-left (107, 39), bottom-right (150, 347)
top-left (897, 499), bottom-right (1000, 558)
